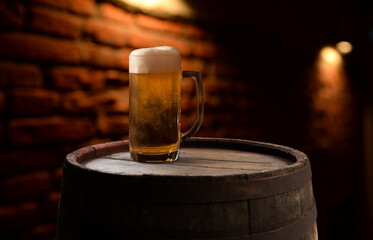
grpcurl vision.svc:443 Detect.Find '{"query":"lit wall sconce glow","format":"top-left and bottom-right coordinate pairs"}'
top-left (335, 41), bottom-right (353, 55)
top-left (319, 46), bottom-right (342, 65)
top-left (311, 45), bottom-right (349, 149)
top-left (120, 0), bottom-right (193, 18)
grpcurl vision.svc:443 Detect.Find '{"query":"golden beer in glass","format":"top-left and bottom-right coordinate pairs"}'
top-left (129, 46), bottom-right (203, 163)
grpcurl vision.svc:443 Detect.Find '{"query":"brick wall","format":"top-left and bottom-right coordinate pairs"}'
top-left (0, 0), bottom-right (248, 239)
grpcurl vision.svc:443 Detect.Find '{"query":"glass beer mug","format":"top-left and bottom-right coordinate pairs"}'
top-left (129, 46), bottom-right (204, 163)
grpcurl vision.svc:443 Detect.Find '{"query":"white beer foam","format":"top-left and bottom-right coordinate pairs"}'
top-left (129, 46), bottom-right (181, 73)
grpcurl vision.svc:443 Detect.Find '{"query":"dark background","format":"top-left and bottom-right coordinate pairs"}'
top-left (188, 0), bottom-right (373, 239)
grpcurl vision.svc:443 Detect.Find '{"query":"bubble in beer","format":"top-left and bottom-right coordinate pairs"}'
top-left (129, 46), bottom-right (181, 74)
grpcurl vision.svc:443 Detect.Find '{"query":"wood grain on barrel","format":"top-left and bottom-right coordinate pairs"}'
top-left (85, 148), bottom-right (292, 176)
top-left (249, 180), bottom-right (314, 233)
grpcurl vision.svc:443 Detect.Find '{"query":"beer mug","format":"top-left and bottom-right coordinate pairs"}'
top-left (129, 46), bottom-right (204, 163)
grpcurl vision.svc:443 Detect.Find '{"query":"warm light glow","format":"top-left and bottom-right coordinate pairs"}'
top-left (317, 46), bottom-right (344, 87)
top-left (310, 45), bottom-right (350, 149)
top-left (121, 0), bottom-right (193, 18)
top-left (336, 41), bottom-right (353, 55)
top-left (319, 46), bottom-right (342, 65)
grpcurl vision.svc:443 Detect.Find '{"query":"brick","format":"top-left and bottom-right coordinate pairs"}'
top-left (209, 62), bottom-right (238, 77)
top-left (181, 76), bottom-right (195, 94)
top-left (181, 93), bottom-right (194, 112)
top-left (0, 1), bottom-right (25, 28)
top-left (181, 58), bottom-right (205, 72)
top-left (204, 93), bottom-right (222, 109)
top-left (161, 35), bottom-right (192, 56)
top-left (11, 88), bottom-right (59, 116)
top-left (127, 27), bottom-right (160, 48)
top-left (203, 79), bottom-right (233, 94)
top-left (102, 87), bottom-right (129, 114)
top-left (192, 40), bottom-right (218, 58)
top-left (100, 2), bottom-right (134, 25)
top-left (0, 61), bottom-right (42, 87)
top-left (79, 43), bottom-right (129, 70)
top-left (115, 48), bottom-right (131, 70)
top-left (136, 14), bottom-right (184, 35)
top-left (0, 202), bottom-right (38, 233)
top-left (0, 171), bottom-right (52, 203)
top-left (84, 18), bottom-right (127, 47)
top-left (29, 6), bottom-right (83, 38)
top-left (0, 33), bottom-right (80, 64)
top-left (181, 113), bottom-right (195, 132)
top-left (0, 149), bottom-right (60, 175)
top-left (105, 69), bottom-right (129, 87)
top-left (90, 69), bottom-right (106, 90)
top-left (9, 116), bottom-right (95, 145)
top-left (50, 66), bottom-right (105, 90)
top-left (62, 91), bottom-right (101, 115)
top-left (97, 115), bottom-right (129, 137)
top-left (50, 66), bottom-right (88, 90)
top-left (28, 0), bottom-right (95, 16)
top-left (79, 42), bottom-right (117, 69)
top-left (199, 113), bottom-right (217, 129)
top-left (185, 25), bottom-right (207, 39)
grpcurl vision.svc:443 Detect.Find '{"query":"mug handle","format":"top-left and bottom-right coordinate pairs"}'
top-left (181, 70), bottom-right (204, 141)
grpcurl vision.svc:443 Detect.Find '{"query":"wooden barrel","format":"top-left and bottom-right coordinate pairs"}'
top-left (57, 137), bottom-right (317, 239)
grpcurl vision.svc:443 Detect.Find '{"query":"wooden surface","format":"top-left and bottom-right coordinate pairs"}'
top-left (58, 138), bottom-right (317, 240)
top-left (85, 147), bottom-right (293, 176)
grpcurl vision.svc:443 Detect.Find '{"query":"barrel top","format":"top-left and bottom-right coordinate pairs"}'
top-left (67, 138), bottom-right (309, 179)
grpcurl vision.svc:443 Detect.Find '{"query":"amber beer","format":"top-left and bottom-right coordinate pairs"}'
top-left (129, 46), bottom-right (203, 163)
top-left (129, 71), bottom-right (181, 162)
